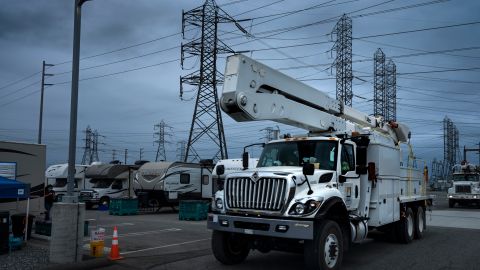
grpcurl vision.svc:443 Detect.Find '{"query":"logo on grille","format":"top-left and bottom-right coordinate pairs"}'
top-left (251, 171), bottom-right (260, 183)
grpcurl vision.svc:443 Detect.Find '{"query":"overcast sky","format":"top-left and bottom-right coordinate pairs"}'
top-left (0, 0), bottom-right (479, 167)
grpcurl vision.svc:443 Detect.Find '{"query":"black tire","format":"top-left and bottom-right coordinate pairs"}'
top-left (85, 202), bottom-right (93, 210)
top-left (212, 231), bottom-right (250, 265)
top-left (99, 197), bottom-right (110, 208)
top-left (414, 206), bottom-right (425, 239)
top-left (448, 199), bottom-right (455, 208)
top-left (397, 207), bottom-right (414, 244)
top-left (304, 220), bottom-right (344, 270)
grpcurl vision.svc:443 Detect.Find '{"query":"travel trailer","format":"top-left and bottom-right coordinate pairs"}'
top-left (134, 161), bottom-right (213, 208)
top-left (0, 141), bottom-right (46, 215)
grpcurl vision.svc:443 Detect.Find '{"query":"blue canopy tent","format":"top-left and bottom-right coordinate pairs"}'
top-left (0, 176), bottom-right (30, 199)
top-left (0, 176), bottom-right (31, 242)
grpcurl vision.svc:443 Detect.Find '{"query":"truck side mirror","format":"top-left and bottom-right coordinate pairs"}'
top-left (216, 164), bottom-right (225, 175)
top-left (302, 163), bottom-right (315, 176)
top-left (339, 175), bottom-right (347, 183)
top-left (242, 152), bottom-right (249, 170)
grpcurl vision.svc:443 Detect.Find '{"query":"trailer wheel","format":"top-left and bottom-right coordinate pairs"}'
top-left (304, 220), bottom-right (343, 270)
top-left (414, 206), bottom-right (425, 239)
top-left (448, 199), bottom-right (455, 208)
top-left (212, 231), bottom-right (249, 265)
top-left (397, 207), bottom-right (414, 244)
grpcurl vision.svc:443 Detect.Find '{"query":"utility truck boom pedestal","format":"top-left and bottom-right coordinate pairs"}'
top-left (208, 54), bottom-right (432, 270)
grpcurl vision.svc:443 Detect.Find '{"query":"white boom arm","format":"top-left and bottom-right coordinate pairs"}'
top-left (221, 54), bottom-right (379, 133)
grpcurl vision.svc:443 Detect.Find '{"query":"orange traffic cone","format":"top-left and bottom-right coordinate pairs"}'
top-left (108, 226), bottom-right (123, 260)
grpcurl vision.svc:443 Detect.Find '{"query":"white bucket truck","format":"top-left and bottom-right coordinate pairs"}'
top-left (212, 158), bottom-right (258, 193)
top-left (45, 163), bottom-right (91, 201)
top-left (207, 55), bottom-right (432, 270)
top-left (79, 163), bottom-right (137, 208)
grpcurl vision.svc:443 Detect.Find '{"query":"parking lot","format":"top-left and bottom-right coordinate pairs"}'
top-left (70, 191), bottom-right (480, 270)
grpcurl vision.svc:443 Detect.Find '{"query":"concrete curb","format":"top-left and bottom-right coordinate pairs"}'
top-left (42, 257), bottom-right (114, 270)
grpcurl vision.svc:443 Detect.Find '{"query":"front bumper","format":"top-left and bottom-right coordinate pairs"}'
top-left (207, 214), bottom-right (314, 240)
top-left (448, 194), bottom-right (480, 200)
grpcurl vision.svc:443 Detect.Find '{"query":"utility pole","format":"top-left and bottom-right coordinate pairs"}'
top-left (124, 149), bottom-right (128, 164)
top-left (139, 148), bottom-right (144, 161)
top-left (176, 141), bottom-right (186, 162)
top-left (38, 61), bottom-right (54, 144)
top-left (112, 149), bottom-right (116, 162)
top-left (180, 0), bottom-right (248, 162)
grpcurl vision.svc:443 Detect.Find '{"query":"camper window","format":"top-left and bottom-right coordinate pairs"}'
top-left (202, 175), bottom-right (209, 185)
top-left (180, 174), bottom-right (190, 184)
top-left (53, 178), bottom-right (79, 188)
top-left (112, 180), bottom-right (123, 190)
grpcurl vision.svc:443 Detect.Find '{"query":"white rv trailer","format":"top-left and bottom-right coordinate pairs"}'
top-left (79, 164), bottom-right (137, 208)
top-left (45, 163), bottom-right (92, 201)
top-left (0, 141), bottom-right (46, 216)
top-left (134, 161), bottom-right (213, 208)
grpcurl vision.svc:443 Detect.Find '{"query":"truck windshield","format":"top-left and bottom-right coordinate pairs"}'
top-left (257, 140), bottom-right (337, 170)
top-left (452, 174), bottom-right (479, 182)
top-left (92, 179), bottom-right (114, 188)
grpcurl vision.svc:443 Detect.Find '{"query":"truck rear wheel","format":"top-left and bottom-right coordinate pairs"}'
top-left (304, 220), bottom-right (343, 270)
top-left (212, 230), bottom-right (249, 265)
top-left (397, 207), bottom-right (414, 244)
top-left (414, 206), bottom-right (425, 239)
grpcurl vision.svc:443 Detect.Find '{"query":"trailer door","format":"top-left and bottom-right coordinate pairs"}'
top-left (201, 169), bottom-right (213, 199)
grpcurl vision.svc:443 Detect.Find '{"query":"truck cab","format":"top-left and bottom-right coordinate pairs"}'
top-left (447, 163), bottom-right (480, 207)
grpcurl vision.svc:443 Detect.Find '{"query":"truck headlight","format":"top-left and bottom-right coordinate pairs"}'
top-left (215, 198), bottom-right (224, 210)
top-left (289, 200), bottom-right (321, 216)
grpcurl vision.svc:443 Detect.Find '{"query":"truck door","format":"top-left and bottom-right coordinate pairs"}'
top-left (339, 143), bottom-right (360, 210)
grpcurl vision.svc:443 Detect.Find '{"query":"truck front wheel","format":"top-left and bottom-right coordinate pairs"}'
top-left (304, 220), bottom-right (344, 270)
top-left (212, 231), bottom-right (250, 265)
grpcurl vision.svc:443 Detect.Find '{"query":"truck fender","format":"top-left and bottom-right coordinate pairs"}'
top-left (314, 197), bottom-right (351, 251)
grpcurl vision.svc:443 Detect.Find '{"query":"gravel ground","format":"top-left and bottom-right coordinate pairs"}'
top-left (0, 243), bottom-right (49, 270)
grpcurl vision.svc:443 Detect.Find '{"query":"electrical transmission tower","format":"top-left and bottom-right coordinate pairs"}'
top-left (154, 120), bottom-right (171, 162)
top-left (180, 0), bottom-right (248, 162)
top-left (176, 141), bottom-right (187, 162)
top-left (92, 130), bottom-right (101, 163)
top-left (373, 48), bottom-right (386, 118)
top-left (385, 59), bottom-right (397, 121)
top-left (331, 14), bottom-right (353, 106)
top-left (261, 126), bottom-right (280, 143)
top-left (81, 126), bottom-right (94, 165)
top-left (443, 116), bottom-right (459, 173)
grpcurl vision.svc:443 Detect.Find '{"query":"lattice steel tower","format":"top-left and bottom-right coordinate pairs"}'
top-left (180, 0), bottom-right (247, 162)
top-left (443, 116), bottom-right (458, 169)
top-left (154, 120), bottom-right (171, 162)
top-left (331, 14), bottom-right (353, 106)
top-left (176, 141), bottom-right (187, 162)
top-left (81, 126), bottom-right (93, 165)
top-left (385, 59), bottom-right (397, 121)
top-left (373, 48), bottom-right (386, 118)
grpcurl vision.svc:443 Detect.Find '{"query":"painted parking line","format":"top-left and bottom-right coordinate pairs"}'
top-left (120, 238), bottom-right (210, 255)
top-left (83, 228), bottom-right (182, 242)
top-left (92, 222), bottom-right (135, 228)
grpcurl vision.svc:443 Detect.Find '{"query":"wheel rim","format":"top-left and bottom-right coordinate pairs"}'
top-left (407, 214), bottom-right (414, 237)
top-left (418, 210), bottom-right (424, 233)
top-left (324, 233), bottom-right (339, 267)
top-left (227, 237), bottom-right (245, 255)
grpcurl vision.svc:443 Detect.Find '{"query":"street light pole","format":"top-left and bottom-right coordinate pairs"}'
top-left (38, 61), bottom-right (54, 144)
top-left (66, 0), bottom-right (90, 200)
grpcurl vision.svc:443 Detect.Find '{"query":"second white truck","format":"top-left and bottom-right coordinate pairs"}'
top-left (45, 163), bottom-right (92, 202)
top-left (448, 162), bottom-right (480, 208)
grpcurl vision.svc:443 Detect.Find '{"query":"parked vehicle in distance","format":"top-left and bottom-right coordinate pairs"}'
top-left (45, 163), bottom-right (91, 201)
top-left (80, 163), bottom-right (137, 209)
top-left (134, 161), bottom-right (213, 209)
top-left (448, 162), bottom-right (480, 208)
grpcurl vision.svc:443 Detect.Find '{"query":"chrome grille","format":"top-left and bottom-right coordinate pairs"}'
top-left (226, 177), bottom-right (287, 211)
top-left (455, 185), bottom-right (471, 193)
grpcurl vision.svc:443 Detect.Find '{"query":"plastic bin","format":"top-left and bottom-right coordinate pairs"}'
top-left (11, 213), bottom-right (34, 240)
top-left (109, 198), bottom-right (138, 216)
top-left (179, 200), bottom-right (209, 221)
top-left (0, 211), bottom-right (9, 254)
